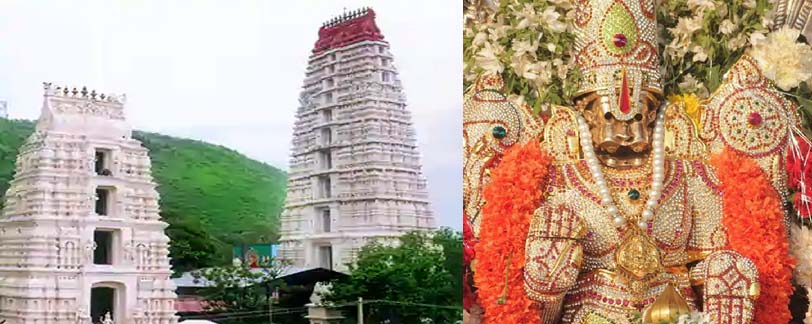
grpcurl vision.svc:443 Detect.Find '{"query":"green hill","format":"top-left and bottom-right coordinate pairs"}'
top-left (0, 118), bottom-right (287, 272)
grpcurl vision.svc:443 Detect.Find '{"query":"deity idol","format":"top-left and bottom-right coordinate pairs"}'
top-left (463, 0), bottom-right (808, 323)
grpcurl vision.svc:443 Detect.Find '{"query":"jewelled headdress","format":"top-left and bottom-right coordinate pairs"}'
top-left (573, 0), bottom-right (661, 121)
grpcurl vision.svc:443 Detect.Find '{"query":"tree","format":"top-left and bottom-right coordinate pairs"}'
top-left (165, 212), bottom-right (223, 275)
top-left (193, 258), bottom-right (290, 324)
top-left (432, 227), bottom-right (463, 307)
top-left (324, 229), bottom-right (463, 324)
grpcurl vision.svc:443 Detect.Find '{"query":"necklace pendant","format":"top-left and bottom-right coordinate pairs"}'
top-left (615, 233), bottom-right (662, 280)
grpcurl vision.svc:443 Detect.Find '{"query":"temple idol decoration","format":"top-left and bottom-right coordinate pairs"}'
top-left (463, 0), bottom-right (812, 323)
top-left (279, 8), bottom-right (435, 272)
top-left (0, 84), bottom-right (178, 324)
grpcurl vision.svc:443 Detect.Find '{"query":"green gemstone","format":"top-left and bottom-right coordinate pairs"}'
top-left (492, 126), bottom-right (507, 139)
top-left (628, 189), bottom-right (640, 200)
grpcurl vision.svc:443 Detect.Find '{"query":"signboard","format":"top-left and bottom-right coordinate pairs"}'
top-left (232, 243), bottom-right (279, 265)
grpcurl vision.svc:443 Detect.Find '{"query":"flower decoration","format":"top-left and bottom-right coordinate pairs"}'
top-left (472, 140), bottom-right (552, 323)
top-left (464, 0), bottom-right (784, 107)
top-left (711, 148), bottom-right (795, 324)
top-left (668, 93), bottom-right (703, 130)
top-left (791, 225), bottom-right (812, 289)
top-left (749, 27), bottom-right (812, 91)
top-left (463, 0), bottom-right (580, 109)
top-left (790, 224), bottom-right (812, 324)
top-left (676, 312), bottom-right (712, 324)
top-left (786, 134), bottom-right (812, 219)
top-left (658, 0), bottom-right (774, 95)
top-left (634, 311), bottom-right (711, 324)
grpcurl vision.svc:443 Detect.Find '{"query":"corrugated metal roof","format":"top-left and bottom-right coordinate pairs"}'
top-left (173, 266), bottom-right (322, 288)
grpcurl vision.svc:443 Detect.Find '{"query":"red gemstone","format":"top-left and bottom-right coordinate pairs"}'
top-left (748, 112), bottom-right (763, 126)
top-left (613, 33), bottom-right (627, 48)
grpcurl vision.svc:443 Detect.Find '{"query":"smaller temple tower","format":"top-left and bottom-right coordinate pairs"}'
top-left (0, 84), bottom-right (177, 324)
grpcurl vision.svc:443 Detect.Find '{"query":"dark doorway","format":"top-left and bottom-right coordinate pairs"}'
top-left (94, 150), bottom-right (111, 175)
top-left (95, 189), bottom-right (109, 216)
top-left (90, 286), bottom-right (115, 323)
top-left (93, 231), bottom-right (113, 265)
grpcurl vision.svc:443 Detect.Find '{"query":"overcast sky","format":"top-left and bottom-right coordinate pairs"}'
top-left (0, 1), bottom-right (462, 230)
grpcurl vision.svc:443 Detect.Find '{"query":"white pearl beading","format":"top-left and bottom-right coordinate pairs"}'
top-left (576, 107), bottom-right (667, 231)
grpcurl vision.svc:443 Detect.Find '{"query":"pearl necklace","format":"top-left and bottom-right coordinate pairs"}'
top-left (575, 108), bottom-right (667, 231)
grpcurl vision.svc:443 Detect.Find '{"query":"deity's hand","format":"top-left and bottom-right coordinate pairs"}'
top-left (524, 202), bottom-right (586, 322)
top-left (690, 250), bottom-right (759, 323)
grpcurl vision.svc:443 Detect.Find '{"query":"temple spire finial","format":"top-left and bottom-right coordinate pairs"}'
top-left (321, 6), bottom-right (372, 29)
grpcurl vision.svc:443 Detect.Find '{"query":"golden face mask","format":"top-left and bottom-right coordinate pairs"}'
top-left (578, 90), bottom-right (660, 155)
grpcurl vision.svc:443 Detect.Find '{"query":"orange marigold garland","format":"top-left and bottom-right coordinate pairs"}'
top-left (473, 139), bottom-right (552, 324)
top-left (711, 148), bottom-right (795, 324)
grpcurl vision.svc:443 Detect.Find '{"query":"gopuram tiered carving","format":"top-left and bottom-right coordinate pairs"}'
top-left (279, 8), bottom-right (435, 272)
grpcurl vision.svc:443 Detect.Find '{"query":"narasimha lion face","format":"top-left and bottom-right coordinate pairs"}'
top-left (577, 90), bottom-right (661, 162)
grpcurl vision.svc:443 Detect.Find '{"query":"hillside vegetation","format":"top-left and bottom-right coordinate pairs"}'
top-left (0, 118), bottom-right (287, 272)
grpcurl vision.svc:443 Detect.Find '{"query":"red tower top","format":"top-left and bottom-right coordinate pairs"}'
top-left (312, 8), bottom-right (385, 54)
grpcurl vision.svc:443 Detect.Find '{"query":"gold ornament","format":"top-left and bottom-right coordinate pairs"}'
top-left (615, 233), bottom-right (662, 280)
top-left (642, 284), bottom-right (691, 323)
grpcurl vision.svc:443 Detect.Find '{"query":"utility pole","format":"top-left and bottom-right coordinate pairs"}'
top-left (357, 297), bottom-right (364, 324)
top-left (269, 296), bottom-right (273, 324)
top-left (269, 287), bottom-right (279, 324)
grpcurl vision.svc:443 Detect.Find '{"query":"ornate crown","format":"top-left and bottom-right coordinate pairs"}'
top-left (573, 0), bottom-right (661, 121)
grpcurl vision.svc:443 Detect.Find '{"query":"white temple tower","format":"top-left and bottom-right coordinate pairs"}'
top-left (279, 8), bottom-right (435, 272)
top-left (0, 84), bottom-right (178, 324)
top-left (0, 100), bottom-right (8, 118)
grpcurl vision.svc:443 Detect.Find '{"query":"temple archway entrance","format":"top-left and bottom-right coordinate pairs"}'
top-left (90, 282), bottom-right (124, 323)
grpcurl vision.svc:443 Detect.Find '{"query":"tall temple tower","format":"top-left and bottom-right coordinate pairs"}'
top-left (0, 84), bottom-right (177, 324)
top-left (280, 8), bottom-right (435, 272)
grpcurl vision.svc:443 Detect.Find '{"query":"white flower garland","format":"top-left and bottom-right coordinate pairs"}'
top-left (791, 224), bottom-right (812, 323)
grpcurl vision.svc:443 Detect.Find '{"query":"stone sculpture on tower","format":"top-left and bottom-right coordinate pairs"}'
top-left (463, 0), bottom-right (812, 323)
top-left (0, 84), bottom-right (178, 324)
